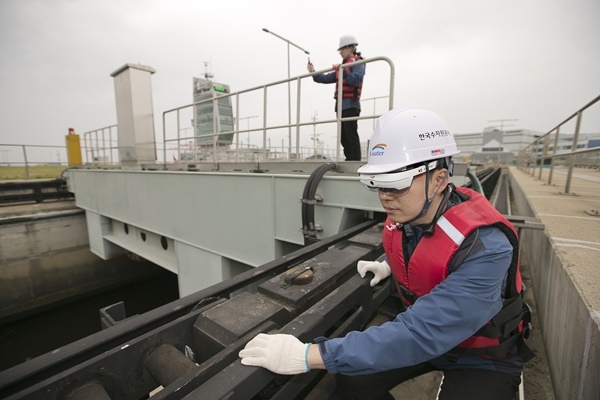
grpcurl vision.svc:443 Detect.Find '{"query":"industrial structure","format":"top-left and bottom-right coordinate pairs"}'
top-left (0, 59), bottom-right (598, 400)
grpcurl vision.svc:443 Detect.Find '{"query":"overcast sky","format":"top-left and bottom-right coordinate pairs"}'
top-left (1, 0), bottom-right (599, 157)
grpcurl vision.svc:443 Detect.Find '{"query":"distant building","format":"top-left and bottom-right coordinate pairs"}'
top-left (193, 78), bottom-right (234, 147)
top-left (454, 128), bottom-right (600, 165)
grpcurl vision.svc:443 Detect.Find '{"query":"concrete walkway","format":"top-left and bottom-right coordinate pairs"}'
top-left (510, 166), bottom-right (600, 313)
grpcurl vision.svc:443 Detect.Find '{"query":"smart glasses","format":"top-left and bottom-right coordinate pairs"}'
top-left (359, 160), bottom-right (438, 197)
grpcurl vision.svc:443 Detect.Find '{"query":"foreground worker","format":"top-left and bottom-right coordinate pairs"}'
top-left (240, 108), bottom-right (533, 399)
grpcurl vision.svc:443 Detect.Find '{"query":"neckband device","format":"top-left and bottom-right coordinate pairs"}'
top-left (422, 183), bottom-right (455, 236)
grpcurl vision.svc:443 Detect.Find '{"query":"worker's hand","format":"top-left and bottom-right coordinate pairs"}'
top-left (307, 62), bottom-right (315, 73)
top-left (357, 260), bottom-right (391, 286)
top-left (239, 333), bottom-right (310, 375)
top-left (332, 64), bottom-right (340, 71)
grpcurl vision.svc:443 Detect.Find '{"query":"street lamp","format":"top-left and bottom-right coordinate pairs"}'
top-left (239, 115), bottom-right (258, 146)
top-left (262, 28), bottom-right (309, 159)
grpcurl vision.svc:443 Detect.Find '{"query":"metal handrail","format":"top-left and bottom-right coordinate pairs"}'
top-left (83, 125), bottom-right (118, 166)
top-left (161, 56), bottom-right (395, 167)
top-left (516, 94), bottom-right (600, 194)
top-left (0, 143), bottom-right (68, 180)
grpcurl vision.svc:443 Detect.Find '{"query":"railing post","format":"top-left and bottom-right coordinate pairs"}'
top-left (162, 112), bottom-right (167, 169)
top-left (336, 65), bottom-right (344, 161)
top-left (564, 111), bottom-right (583, 194)
top-left (263, 87), bottom-right (268, 161)
top-left (295, 77), bottom-right (302, 159)
top-left (95, 130), bottom-right (100, 167)
top-left (21, 145), bottom-right (30, 180)
top-left (537, 137), bottom-right (544, 181)
top-left (176, 109), bottom-right (181, 165)
top-left (101, 128), bottom-right (107, 165)
top-left (83, 132), bottom-right (89, 164)
top-left (235, 94), bottom-right (240, 162)
top-left (547, 126), bottom-right (560, 185)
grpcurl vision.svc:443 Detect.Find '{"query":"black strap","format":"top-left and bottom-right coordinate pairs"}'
top-left (475, 296), bottom-right (525, 338)
top-left (393, 279), bottom-right (417, 306)
top-left (449, 322), bottom-right (535, 362)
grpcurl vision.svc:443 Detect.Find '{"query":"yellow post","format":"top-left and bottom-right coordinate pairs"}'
top-left (65, 128), bottom-right (83, 166)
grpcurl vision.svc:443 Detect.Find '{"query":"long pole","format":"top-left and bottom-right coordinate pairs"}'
top-left (287, 42), bottom-right (291, 158)
top-left (262, 28), bottom-right (309, 159)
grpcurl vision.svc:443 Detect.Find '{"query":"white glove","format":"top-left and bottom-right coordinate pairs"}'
top-left (307, 62), bottom-right (315, 73)
top-left (239, 333), bottom-right (310, 375)
top-left (357, 260), bottom-right (391, 286)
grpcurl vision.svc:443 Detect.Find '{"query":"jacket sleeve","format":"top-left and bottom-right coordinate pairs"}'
top-left (317, 227), bottom-right (512, 375)
top-left (312, 71), bottom-right (337, 84)
top-left (342, 63), bottom-right (365, 87)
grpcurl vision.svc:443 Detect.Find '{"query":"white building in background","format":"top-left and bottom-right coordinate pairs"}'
top-left (454, 128), bottom-right (600, 165)
top-left (193, 78), bottom-right (234, 147)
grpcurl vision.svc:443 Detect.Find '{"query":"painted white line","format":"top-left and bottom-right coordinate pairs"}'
top-left (552, 237), bottom-right (600, 245)
top-left (528, 194), bottom-right (600, 199)
top-left (554, 170), bottom-right (600, 183)
top-left (524, 196), bottom-right (566, 199)
top-left (553, 243), bottom-right (600, 252)
top-left (538, 213), bottom-right (600, 221)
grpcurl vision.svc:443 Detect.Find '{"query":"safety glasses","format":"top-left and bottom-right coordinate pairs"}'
top-left (359, 160), bottom-right (438, 196)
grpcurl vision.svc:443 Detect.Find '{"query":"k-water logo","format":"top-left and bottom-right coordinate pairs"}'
top-left (431, 148), bottom-right (445, 157)
top-left (370, 143), bottom-right (387, 156)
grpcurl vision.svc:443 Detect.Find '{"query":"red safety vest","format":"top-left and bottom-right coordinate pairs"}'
top-left (383, 187), bottom-right (529, 357)
top-left (334, 55), bottom-right (363, 100)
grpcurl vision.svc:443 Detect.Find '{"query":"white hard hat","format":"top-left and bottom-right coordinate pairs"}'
top-left (357, 108), bottom-right (460, 176)
top-left (338, 35), bottom-right (358, 50)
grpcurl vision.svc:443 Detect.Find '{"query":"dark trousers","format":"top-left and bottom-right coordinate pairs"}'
top-left (330, 363), bottom-right (521, 400)
top-left (340, 108), bottom-right (361, 161)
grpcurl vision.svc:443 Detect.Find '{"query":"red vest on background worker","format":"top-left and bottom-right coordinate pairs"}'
top-left (334, 55), bottom-right (363, 100)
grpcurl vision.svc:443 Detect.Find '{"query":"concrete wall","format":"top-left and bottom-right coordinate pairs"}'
top-left (510, 170), bottom-right (599, 400)
top-left (0, 210), bottom-right (167, 323)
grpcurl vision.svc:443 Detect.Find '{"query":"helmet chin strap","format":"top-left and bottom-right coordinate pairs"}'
top-left (404, 163), bottom-right (450, 227)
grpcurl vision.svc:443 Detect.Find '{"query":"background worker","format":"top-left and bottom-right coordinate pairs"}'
top-left (307, 35), bottom-right (365, 161)
top-left (240, 108), bottom-right (533, 399)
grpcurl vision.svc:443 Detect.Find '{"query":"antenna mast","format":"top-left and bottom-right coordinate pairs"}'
top-left (203, 61), bottom-right (214, 81)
